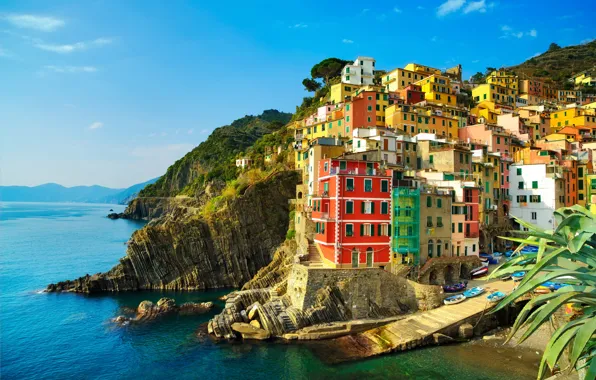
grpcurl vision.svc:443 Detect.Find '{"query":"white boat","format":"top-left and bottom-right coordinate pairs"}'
top-left (444, 294), bottom-right (466, 305)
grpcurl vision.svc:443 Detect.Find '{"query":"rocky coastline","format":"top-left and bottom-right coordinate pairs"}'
top-left (113, 297), bottom-right (214, 325)
top-left (47, 171), bottom-right (299, 293)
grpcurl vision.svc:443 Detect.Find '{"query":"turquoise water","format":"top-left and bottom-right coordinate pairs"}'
top-left (0, 202), bottom-right (537, 379)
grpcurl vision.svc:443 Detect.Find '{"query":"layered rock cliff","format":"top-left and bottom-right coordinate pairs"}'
top-left (47, 171), bottom-right (300, 293)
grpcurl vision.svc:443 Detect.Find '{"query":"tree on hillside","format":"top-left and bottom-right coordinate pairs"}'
top-left (310, 58), bottom-right (351, 85)
top-left (486, 67), bottom-right (497, 74)
top-left (548, 42), bottom-right (562, 52)
top-left (373, 70), bottom-right (387, 85)
top-left (302, 78), bottom-right (322, 92)
top-left (471, 72), bottom-right (485, 83)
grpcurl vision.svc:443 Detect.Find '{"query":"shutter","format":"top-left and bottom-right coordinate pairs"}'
top-left (371, 202), bottom-right (375, 214)
top-left (388, 225), bottom-right (391, 237)
top-left (361, 201), bottom-right (365, 213)
top-left (360, 224), bottom-right (364, 236)
top-left (378, 224), bottom-right (382, 236)
top-left (371, 224), bottom-right (375, 236)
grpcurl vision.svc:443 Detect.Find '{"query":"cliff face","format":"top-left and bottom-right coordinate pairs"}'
top-left (47, 171), bottom-right (300, 293)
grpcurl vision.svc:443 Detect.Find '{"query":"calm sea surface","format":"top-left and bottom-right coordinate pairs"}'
top-left (0, 202), bottom-right (538, 379)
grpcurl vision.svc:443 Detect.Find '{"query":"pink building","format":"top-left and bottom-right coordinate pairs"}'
top-left (458, 123), bottom-right (512, 154)
top-left (496, 113), bottom-right (531, 142)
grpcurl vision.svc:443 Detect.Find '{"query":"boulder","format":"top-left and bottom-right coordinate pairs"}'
top-left (459, 323), bottom-right (474, 339)
top-left (250, 319), bottom-right (261, 329)
top-left (231, 322), bottom-right (270, 340)
top-left (433, 333), bottom-right (454, 345)
top-left (248, 303), bottom-right (260, 320)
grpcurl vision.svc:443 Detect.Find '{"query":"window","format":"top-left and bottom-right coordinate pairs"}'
top-left (429, 154), bottom-right (434, 164)
top-left (518, 182), bottom-right (524, 189)
top-left (381, 202), bottom-right (388, 214)
top-left (531, 212), bottom-right (537, 220)
top-left (324, 162), bottom-right (328, 172)
top-left (437, 198), bottom-right (442, 208)
top-left (340, 161), bottom-right (347, 170)
top-left (362, 201), bottom-right (375, 214)
top-left (530, 195), bottom-right (541, 203)
top-left (437, 216), bottom-right (443, 227)
top-left (346, 75), bottom-right (350, 81)
top-left (458, 223), bottom-right (463, 233)
top-left (427, 216), bottom-right (433, 227)
top-left (517, 167), bottom-right (522, 175)
top-left (346, 200), bottom-right (354, 214)
top-left (427, 196), bottom-right (432, 207)
top-left (346, 224), bottom-right (353, 237)
top-left (428, 240), bottom-right (434, 258)
top-left (452, 223), bottom-right (455, 233)
top-left (367, 105), bottom-right (372, 111)
top-left (346, 178), bottom-right (354, 191)
top-left (364, 179), bottom-right (372, 192)
top-left (517, 195), bottom-right (528, 203)
top-left (532, 181), bottom-right (538, 189)
top-left (459, 153), bottom-right (464, 162)
top-left (381, 180), bottom-right (388, 192)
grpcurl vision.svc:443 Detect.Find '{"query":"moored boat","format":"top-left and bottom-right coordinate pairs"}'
top-left (511, 271), bottom-right (526, 282)
top-left (471, 266), bottom-right (488, 278)
top-left (444, 294), bottom-right (466, 305)
top-left (534, 286), bottom-right (551, 294)
top-left (443, 281), bottom-right (468, 293)
top-left (487, 291), bottom-right (506, 303)
top-left (463, 287), bottom-right (485, 298)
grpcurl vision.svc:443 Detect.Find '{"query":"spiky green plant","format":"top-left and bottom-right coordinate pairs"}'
top-left (488, 205), bottom-right (596, 380)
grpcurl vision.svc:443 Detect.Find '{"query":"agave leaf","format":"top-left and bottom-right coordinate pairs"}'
top-left (569, 317), bottom-right (596, 368)
top-left (586, 353), bottom-right (596, 380)
top-left (517, 291), bottom-right (584, 343)
top-left (569, 231), bottom-right (596, 254)
top-left (538, 320), bottom-right (586, 379)
top-left (537, 238), bottom-right (547, 261)
top-left (543, 327), bottom-right (579, 375)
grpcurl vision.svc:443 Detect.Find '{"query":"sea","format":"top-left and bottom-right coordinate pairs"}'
top-left (0, 202), bottom-right (539, 379)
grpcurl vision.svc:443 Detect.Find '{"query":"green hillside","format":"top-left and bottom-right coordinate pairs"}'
top-left (509, 40), bottom-right (596, 86)
top-left (139, 109), bottom-right (292, 197)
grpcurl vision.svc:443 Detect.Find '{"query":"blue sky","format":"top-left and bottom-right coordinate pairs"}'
top-left (1, 0), bottom-right (594, 188)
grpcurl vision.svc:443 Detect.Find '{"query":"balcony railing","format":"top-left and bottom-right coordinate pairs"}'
top-left (320, 191), bottom-right (329, 198)
top-left (465, 230), bottom-right (480, 238)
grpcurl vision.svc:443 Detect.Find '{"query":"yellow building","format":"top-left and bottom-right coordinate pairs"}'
top-left (572, 70), bottom-right (595, 87)
top-left (385, 104), bottom-right (459, 138)
top-left (486, 70), bottom-right (518, 91)
top-left (404, 63), bottom-right (442, 77)
top-left (470, 101), bottom-right (502, 124)
top-left (415, 74), bottom-right (457, 106)
top-left (472, 84), bottom-right (516, 107)
top-left (586, 174), bottom-right (596, 214)
top-left (329, 83), bottom-right (360, 104)
top-left (550, 106), bottom-right (596, 130)
top-left (382, 67), bottom-right (426, 92)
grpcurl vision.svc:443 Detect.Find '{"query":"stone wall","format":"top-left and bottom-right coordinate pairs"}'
top-left (418, 256), bottom-right (481, 285)
top-left (287, 266), bottom-right (442, 319)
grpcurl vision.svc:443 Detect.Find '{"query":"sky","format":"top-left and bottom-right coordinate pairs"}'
top-left (1, 0), bottom-right (594, 188)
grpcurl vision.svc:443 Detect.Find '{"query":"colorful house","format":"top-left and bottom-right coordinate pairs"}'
top-left (392, 186), bottom-right (420, 265)
top-left (312, 158), bottom-right (392, 268)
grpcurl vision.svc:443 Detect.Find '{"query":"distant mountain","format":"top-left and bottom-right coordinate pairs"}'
top-left (509, 40), bottom-right (596, 86)
top-left (0, 178), bottom-right (159, 205)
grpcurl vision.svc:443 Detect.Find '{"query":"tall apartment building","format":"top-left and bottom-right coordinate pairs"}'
top-left (341, 57), bottom-right (376, 86)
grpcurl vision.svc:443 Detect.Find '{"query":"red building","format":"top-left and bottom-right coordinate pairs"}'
top-left (311, 158), bottom-right (392, 268)
top-left (398, 84), bottom-right (425, 105)
top-left (345, 90), bottom-right (378, 129)
top-left (464, 188), bottom-right (480, 239)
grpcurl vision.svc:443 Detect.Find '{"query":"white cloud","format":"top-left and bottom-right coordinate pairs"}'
top-left (528, 29), bottom-right (537, 37)
top-left (34, 37), bottom-right (112, 54)
top-left (581, 38), bottom-right (595, 44)
top-left (393, 7), bottom-right (402, 13)
top-left (501, 25), bottom-right (512, 31)
top-left (3, 14), bottom-right (64, 32)
top-left (417, 6), bottom-right (425, 10)
top-left (88, 122), bottom-right (103, 130)
top-left (436, 0), bottom-right (465, 17)
top-left (463, 0), bottom-right (487, 14)
top-left (44, 65), bottom-right (97, 73)
top-left (342, 38), bottom-right (354, 44)
top-left (130, 144), bottom-right (194, 158)
top-left (187, 129), bottom-right (194, 135)
top-left (148, 132), bottom-right (157, 137)
top-left (527, 52), bottom-right (541, 59)
top-left (289, 23), bottom-right (307, 29)
top-left (199, 129), bottom-right (210, 134)
top-left (513, 32), bottom-right (523, 38)
top-left (0, 46), bottom-right (13, 58)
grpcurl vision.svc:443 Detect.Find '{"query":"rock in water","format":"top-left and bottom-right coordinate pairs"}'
top-left (231, 322), bottom-right (270, 340)
top-left (115, 297), bottom-right (214, 323)
top-left (47, 171), bottom-right (299, 293)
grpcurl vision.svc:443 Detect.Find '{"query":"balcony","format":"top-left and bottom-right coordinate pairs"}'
top-left (426, 221), bottom-right (434, 227)
top-left (320, 191), bottom-right (330, 198)
top-left (465, 230), bottom-right (480, 238)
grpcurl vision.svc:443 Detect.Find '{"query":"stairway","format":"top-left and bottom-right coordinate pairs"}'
top-left (307, 242), bottom-right (322, 264)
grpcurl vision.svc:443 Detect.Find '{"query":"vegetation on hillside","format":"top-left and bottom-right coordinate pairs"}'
top-left (489, 206), bottom-right (596, 379)
top-left (139, 109), bottom-right (292, 198)
top-left (509, 40), bottom-right (596, 87)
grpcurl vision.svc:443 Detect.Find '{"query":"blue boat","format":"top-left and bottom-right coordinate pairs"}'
top-left (493, 251), bottom-right (503, 257)
top-left (479, 253), bottom-right (499, 265)
top-left (505, 250), bottom-right (514, 257)
top-left (512, 271), bottom-right (526, 282)
top-left (487, 291), bottom-right (506, 303)
top-left (444, 294), bottom-right (466, 305)
top-left (521, 246), bottom-right (538, 253)
top-left (463, 287), bottom-right (485, 298)
top-left (542, 281), bottom-right (570, 291)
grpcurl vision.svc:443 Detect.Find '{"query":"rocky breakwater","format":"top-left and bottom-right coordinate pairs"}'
top-left (113, 297), bottom-right (214, 325)
top-left (208, 248), bottom-right (444, 341)
top-left (47, 171), bottom-right (300, 293)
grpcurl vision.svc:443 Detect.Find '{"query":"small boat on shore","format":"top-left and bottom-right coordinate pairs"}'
top-left (479, 253), bottom-right (499, 265)
top-left (487, 291), bottom-right (506, 303)
top-left (471, 266), bottom-right (488, 278)
top-left (534, 286), bottom-right (551, 294)
top-left (444, 294), bottom-right (466, 305)
top-left (443, 281), bottom-right (468, 293)
top-left (511, 271), bottom-right (526, 282)
top-left (463, 287), bottom-right (485, 298)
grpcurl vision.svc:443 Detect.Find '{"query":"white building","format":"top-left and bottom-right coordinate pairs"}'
top-left (351, 127), bottom-right (397, 164)
top-left (235, 158), bottom-right (252, 169)
top-left (341, 57), bottom-right (376, 86)
top-left (509, 163), bottom-right (565, 231)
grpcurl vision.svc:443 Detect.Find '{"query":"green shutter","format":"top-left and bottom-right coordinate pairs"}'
top-left (437, 199), bottom-right (442, 208)
top-left (427, 197), bottom-right (432, 207)
top-left (532, 181), bottom-right (538, 189)
top-left (360, 224), bottom-right (364, 236)
top-left (361, 202), bottom-right (365, 213)
top-left (370, 224), bottom-right (374, 236)
top-left (378, 224), bottom-right (382, 236)
top-left (371, 202), bottom-right (375, 214)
